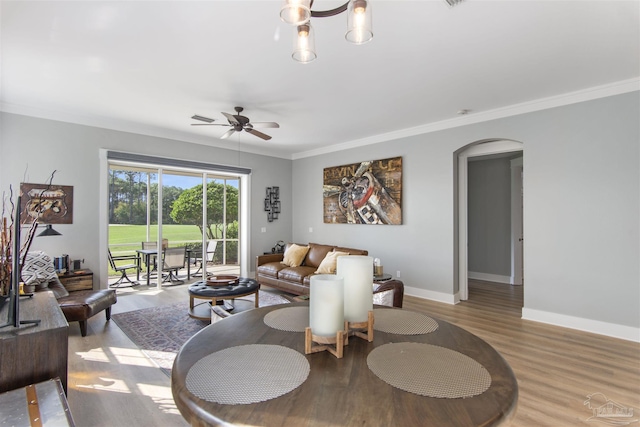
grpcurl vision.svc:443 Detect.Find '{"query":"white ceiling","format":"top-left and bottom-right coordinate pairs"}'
top-left (1, 1), bottom-right (638, 159)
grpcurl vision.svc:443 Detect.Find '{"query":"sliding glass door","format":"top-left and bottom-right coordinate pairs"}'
top-left (107, 163), bottom-right (241, 286)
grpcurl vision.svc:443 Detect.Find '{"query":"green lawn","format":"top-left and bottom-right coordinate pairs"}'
top-left (109, 224), bottom-right (203, 255)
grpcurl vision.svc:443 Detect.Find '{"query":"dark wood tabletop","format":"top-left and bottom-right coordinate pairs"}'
top-left (171, 303), bottom-right (518, 427)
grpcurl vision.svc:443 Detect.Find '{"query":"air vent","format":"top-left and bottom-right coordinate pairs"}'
top-left (191, 115), bottom-right (215, 123)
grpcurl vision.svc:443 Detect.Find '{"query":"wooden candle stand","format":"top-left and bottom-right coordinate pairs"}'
top-left (347, 310), bottom-right (374, 342)
top-left (305, 321), bottom-right (349, 359)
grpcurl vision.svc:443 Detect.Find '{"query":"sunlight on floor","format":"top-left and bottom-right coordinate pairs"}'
top-left (75, 347), bottom-right (110, 363)
top-left (76, 377), bottom-right (132, 394)
top-left (76, 346), bottom-right (156, 367)
top-left (136, 383), bottom-right (182, 415)
top-left (110, 346), bottom-right (158, 367)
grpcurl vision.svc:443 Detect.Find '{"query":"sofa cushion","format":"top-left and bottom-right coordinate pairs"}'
top-left (282, 244), bottom-right (310, 268)
top-left (257, 261), bottom-right (288, 278)
top-left (304, 243), bottom-right (335, 269)
top-left (278, 266), bottom-right (316, 284)
top-left (315, 251), bottom-right (349, 274)
top-left (334, 246), bottom-right (368, 256)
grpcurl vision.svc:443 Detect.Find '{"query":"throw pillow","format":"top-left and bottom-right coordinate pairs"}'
top-left (22, 251), bottom-right (58, 288)
top-left (281, 244), bottom-right (310, 268)
top-left (315, 251), bottom-right (349, 274)
top-left (373, 289), bottom-right (394, 307)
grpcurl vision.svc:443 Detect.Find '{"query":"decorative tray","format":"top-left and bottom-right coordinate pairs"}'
top-left (206, 275), bottom-right (240, 287)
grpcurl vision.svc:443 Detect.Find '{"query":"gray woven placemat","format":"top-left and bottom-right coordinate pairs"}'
top-left (186, 344), bottom-right (310, 405)
top-left (367, 342), bottom-right (492, 399)
top-left (373, 309), bottom-right (438, 335)
top-left (263, 306), bottom-right (309, 332)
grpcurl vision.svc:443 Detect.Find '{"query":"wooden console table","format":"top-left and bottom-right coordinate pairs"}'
top-left (0, 292), bottom-right (69, 393)
top-left (58, 269), bottom-right (93, 292)
top-left (172, 303), bottom-right (518, 427)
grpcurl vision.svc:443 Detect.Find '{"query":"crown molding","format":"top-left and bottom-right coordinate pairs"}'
top-left (0, 102), bottom-right (292, 160)
top-left (2, 77), bottom-right (637, 162)
top-left (292, 77), bottom-right (640, 160)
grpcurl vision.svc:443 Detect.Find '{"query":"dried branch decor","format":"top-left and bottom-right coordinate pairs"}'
top-left (0, 171), bottom-right (58, 296)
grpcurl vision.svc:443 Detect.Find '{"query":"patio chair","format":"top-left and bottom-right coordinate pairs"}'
top-left (192, 241), bottom-right (218, 277)
top-left (108, 249), bottom-right (140, 288)
top-left (162, 246), bottom-right (186, 285)
top-left (141, 239), bottom-right (169, 273)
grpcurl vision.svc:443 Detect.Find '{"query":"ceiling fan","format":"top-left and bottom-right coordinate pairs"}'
top-left (191, 107), bottom-right (280, 141)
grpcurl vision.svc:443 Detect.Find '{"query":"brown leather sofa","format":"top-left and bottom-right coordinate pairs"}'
top-left (256, 242), bottom-right (404, 308)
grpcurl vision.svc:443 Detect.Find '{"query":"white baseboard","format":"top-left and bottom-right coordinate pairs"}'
top-left (404, 286), bottom-right (457, 305)
top-left (522, 308), bottom-right (640, 343)
top-left (469, 271), bottom-right (512, 284)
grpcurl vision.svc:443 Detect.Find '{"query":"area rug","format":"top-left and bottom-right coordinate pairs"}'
top-left (111, 292), bottom-right (290, 376)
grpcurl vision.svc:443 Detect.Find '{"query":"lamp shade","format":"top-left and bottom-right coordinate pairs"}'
top-left (309, 274), bottom-right (345, 337)
top-left (37, 224), bottom-right (62, 237)
top-left (337, 255), bottom-right (373, 322)
top-left (292, 23), bottom-right (317, 63)
top-left (280, 0), bottom-right (311, 25)
top-left (345, 0), bottom-right (373, 44)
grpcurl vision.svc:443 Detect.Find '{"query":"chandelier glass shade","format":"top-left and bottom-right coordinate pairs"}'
top-left (280, 0), bottom-right (372, 62)
top-left (292, 23), bottom-right (317, 64)
top-left (280, 0), bottom-right (312, 25)
top-left (346, 0), bottom-right (373, 44)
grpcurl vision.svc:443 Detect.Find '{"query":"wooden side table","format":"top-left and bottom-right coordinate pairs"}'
top-left (58, 269), bottom-right (93, 292)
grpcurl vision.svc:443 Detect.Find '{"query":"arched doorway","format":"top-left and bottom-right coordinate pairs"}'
top-left (456, 139), bottom-right (524, 301)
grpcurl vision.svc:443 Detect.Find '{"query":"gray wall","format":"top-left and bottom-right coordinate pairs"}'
top-left (468, 157), bottom-right (512, 278)
top-left (0, 113), bottom-right (293, 286)
top-left (1, 92), bottom-right (638, 333)
top-left (291, 92), bottom-right (639, 330)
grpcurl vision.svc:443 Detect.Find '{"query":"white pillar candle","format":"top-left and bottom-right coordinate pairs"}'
top-left (337, 255), bottom-right (373, 322)
top-left (309, 274), bottom-right (345, 337)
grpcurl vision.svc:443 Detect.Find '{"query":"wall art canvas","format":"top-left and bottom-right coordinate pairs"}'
top-left (19, 183), bottom-right (73, 225)
top-left (323, 156), bottom-right (402, 225)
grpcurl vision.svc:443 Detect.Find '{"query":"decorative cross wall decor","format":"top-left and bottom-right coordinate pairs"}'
top-left (264, 187), bottom-right (281, 222)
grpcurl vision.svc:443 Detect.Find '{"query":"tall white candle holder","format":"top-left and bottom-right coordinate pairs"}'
top-left (305, 274), bottom-right (348, 358)
top-left (337, 255), bottom-right (375, 342)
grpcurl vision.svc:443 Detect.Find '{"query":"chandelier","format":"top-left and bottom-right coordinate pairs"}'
top-left (280, 0), bottom-right (373, 63)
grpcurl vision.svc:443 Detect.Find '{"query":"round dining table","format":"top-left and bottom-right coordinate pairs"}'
top-left (171, 302), bottom-right (518, 427)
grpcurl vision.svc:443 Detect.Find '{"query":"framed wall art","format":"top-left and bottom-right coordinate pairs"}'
top-left (264, 186), bottom-right (280, 222)
top-left (323, 156), bottom-right (402, 225)
top-left (19, 183), bottom-right (74, 225)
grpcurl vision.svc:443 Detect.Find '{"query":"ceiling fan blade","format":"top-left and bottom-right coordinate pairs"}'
top-left (250, 122), bottom-right (280, 129)
top-left (220, 128), bottom-right (236, 140)
top-left (245, 128), bottom-right (272, 141)
top-left (191, 115), bottom-right (215, 123)
top-left (221, 112), bottom-right (240, 126)
top-left (191, 123), bottom-right (229, 126)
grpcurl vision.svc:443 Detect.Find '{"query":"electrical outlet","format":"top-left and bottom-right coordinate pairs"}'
top-left (309, 227), bottom-right (313, 233)
top-left (396, 270), bottom-right (401, 278)
top-left (261, 227), bottom-right (266, 233)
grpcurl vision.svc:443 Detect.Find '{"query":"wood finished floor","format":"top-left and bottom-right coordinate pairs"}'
top-left (67, 280), bottom-right (640, 427)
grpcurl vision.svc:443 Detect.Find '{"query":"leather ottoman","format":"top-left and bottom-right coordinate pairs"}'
top-left (188, 278), bottom-right (259, 320)
top-left (57, 289), bottom-right (117, 337)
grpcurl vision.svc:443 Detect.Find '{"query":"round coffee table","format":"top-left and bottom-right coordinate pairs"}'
top-left (188, 278), bottom-right (259, 320)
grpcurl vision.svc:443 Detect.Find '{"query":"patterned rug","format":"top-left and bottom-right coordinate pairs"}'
top-left (111, 292), bottom-right (290, 376)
